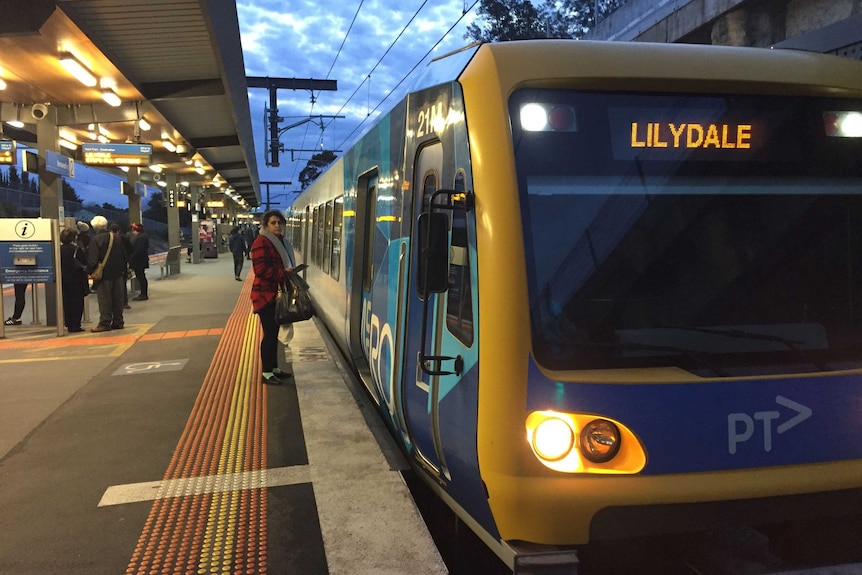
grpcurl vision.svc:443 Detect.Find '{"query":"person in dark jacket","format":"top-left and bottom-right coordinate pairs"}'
top-left (250, 210), bottom-right (297, 385)
top-left (228, 226), bottom-right (247, 281)
top-left (128, 222), bottom-right (150, 300)
top-left (86, 216), bottom-right (128, 332)
top-left (60, 227), bottom-right (88, 332)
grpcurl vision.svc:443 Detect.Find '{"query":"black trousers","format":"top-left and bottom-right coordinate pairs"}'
top-left (12, 283), bottom-right (27, 319)
top-left (232, 253), bottom-right (244, 278)
top-left (257, 302), bottom-right (279, 373)
top-left (133, 266), bottom-right (148, 297)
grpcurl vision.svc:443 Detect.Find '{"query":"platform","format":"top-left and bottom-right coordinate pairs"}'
top-left (0, 255), bottom-right (447, 574)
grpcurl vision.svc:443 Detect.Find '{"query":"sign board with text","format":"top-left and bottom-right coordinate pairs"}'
top-left (82, 143), bottom-right (152, 166)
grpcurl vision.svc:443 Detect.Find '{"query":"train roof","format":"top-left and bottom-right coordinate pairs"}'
top-left (412, 40), bottom-right (862, 97)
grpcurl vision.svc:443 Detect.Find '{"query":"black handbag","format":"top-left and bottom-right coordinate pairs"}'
top-left (275, 274), bottom-right (314, 324)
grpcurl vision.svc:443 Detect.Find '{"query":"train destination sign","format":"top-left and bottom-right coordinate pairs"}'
top-left (630, 122), bottom-right (753, 150)
top-left (0, 140), bottom-right (14, 165)
top-left (82, 143), bottom-right (153, 166)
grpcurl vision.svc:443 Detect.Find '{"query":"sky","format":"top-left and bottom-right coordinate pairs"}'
top-left (4, 0), bottom-right (479, 211)
top-left (238, 0), bottom-right (479, 208)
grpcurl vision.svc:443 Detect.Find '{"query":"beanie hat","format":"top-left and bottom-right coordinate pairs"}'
top-left (76, 221), bottom-right (90, 233)
top-left (90, 215), bottom-right (108, 230)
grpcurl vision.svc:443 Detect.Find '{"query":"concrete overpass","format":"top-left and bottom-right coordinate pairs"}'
top-left (586, 0), bottom-right (862, 59)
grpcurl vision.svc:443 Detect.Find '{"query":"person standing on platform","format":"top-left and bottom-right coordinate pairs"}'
top-left (4, 283), bottom-right (27, 326)
top-left (228, 226), bottom-right (247, 281)
top-left (87, 216), bottom-right (127, 332)
top-left (129, 223), bottom-right (150, 301)
top-left (244, 225), bottom-right (256, 260)
top-left (250, 210), bottom-right (297, 385)
top-left (59, 227), bottom-right (87, 332)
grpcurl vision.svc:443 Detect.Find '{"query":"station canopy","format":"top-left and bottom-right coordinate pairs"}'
top-left (0, 0), bottom-right (261, 207)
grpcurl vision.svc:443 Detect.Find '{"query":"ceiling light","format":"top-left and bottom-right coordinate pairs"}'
top-left (195, 166), bottom-right (205, 175)
top-left (138, 117), bottom-right (151, 131)
top-left (150, 164), bottom-right (163, 173)
top-left (59, 52), bottom-right (97, 87)
top-left (162, 139), bottom-right (176, 152)
top-left (59, 137), bottom-right (78, 150)
top-left (7, 119), bottom-right (24, 128)
top-left (0, 79), bottom-right (6, 91)
top-left (101, 87), bottom-right (121, 107)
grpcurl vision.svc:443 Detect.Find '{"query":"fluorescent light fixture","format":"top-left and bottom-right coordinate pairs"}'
top-left (101, 87), bottom-right (121, 107)
top-left (162, 139), bottom-right (176, 152)
top-left (138, 117), bottom-right (151, 131)
top-left (0, 79), bottom-right (6, 90)
top-left (157, 180), bottom-right (167, 188)
top-left (59, 52), bottom-right (97, 87)
top-left (195, 166), bottom-right (205, 175)
top-left (7, 120), bottom-right (24, 128)
top-left (149, 164), bottom-right (163, 173)
top-left (59, 137), bottom-right (78, 150)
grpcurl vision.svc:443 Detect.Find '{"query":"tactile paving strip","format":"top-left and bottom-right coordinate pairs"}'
top-left (125, 282), bottom-right (268, 575)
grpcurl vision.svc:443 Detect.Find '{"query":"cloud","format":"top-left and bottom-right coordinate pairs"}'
top-left (238, 0), bottom-right (477, 198)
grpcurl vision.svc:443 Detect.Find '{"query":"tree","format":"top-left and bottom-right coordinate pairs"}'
top-left (62, 179), bottom-right (83, 203)
top-left (466, 0), bottom-right (622, 42)
top-left (298, 150), bottom-right (337, 190)
top-left (143, 191), bottom-right (168, 223)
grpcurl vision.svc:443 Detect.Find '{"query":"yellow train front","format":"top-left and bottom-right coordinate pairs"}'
top-left (289, 41), bottom-right (862, 571)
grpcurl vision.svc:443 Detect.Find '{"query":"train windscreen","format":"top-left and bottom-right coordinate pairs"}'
top-left (510, 90), bottom-right (862, 376)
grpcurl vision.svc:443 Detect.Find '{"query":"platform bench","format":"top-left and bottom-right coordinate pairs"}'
top-left (159, 246), bottom-right (183, 278)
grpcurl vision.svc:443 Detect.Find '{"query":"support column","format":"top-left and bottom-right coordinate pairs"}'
top-left (36, 115), bottom-right (61, 326)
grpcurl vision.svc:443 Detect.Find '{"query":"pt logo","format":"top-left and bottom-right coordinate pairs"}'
top-left (727, 395), bottom-right (812, 454)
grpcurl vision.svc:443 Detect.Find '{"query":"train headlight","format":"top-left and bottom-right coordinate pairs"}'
top-left (525, 411), bottom-right (646, 474)
top-left (531, 417), bottom-right (574, 461)
top-left (519, 103), bottom-right (578, 132)
top-left (824, 111), bottom-right (862, 137)
top-left (579, 419), bottom-right (621, 463)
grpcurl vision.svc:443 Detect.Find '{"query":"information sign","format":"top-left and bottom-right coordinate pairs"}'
top-left (0, 140), bottom-right (15, 165)
top-left (82, 143), bottom-right (153, 166)
top-left (0, 218), bottom-right (55, 283)
top-left (45, 150), bottom-right (75, 177)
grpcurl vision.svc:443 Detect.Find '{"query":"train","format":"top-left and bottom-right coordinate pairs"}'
top-left (284, 40), bottom-right (862, 572)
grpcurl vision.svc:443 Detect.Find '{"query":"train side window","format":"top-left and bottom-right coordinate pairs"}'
top-left (331, 197), bottom-right (343, 280)
top-left (446, 170), bottom-right (474, 345)
top-left (323, 200), bottom-right (333, 275)
top-left (364, 185), bottom-right (379, 292)
top-left (311, 206), bottom-right (319, 266)
top-left (316, 203), bottom-right (326, 267)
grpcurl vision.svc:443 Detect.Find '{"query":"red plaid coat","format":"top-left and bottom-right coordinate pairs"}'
top-left (250, 234), bottom-right (289, 313)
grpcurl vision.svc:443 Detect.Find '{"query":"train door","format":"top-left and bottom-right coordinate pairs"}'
top-left (358, 175), bottom-right (400, 419)
top-left (401, 142), bottom-right (453, 480)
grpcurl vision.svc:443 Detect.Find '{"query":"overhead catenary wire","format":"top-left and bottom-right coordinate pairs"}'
top-left (287, 0), bottom-right (480, 178)
top-left (333, 0), bottom-right (480, 150)
top-left (291, 0), bottom-right (364, 181)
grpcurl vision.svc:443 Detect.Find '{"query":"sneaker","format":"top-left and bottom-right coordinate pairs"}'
top-left (235, 276), bottom-right (242, 281)
top-left (91, 324), bottom-right (112, 333)
top-left (4, 317), bottom-right (22, 326)
top-left (272, 368), bottom-right (293, 380)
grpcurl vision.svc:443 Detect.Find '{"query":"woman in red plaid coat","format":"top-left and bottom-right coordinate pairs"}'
top-left (250, 210), bottom-right (297, 385)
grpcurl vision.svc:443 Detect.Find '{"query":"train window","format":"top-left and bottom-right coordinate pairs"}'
top-left (446, 170), bottom-right (473, 345)
top-left (316, 203), bottom-right (326, 267)
top-left (512, 89), bottom-right (862, 375)
top-left (364, 184), bottom-right (381, 292)
top-left (311, 206), bottom-right (319, 265)
top-left (323, 200), bottom-right (333, 275)
top-left (331, 197), bottom-right (343, 280)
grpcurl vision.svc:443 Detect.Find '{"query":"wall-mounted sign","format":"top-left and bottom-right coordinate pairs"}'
top-left (0, 140), bottom-right (15, 165)
top-left (45, 150), bottom-right (74, 177)
top-left (82, 143), bottom-right (152, 166)
top-left (206, 200), bottom-right (225, 208)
